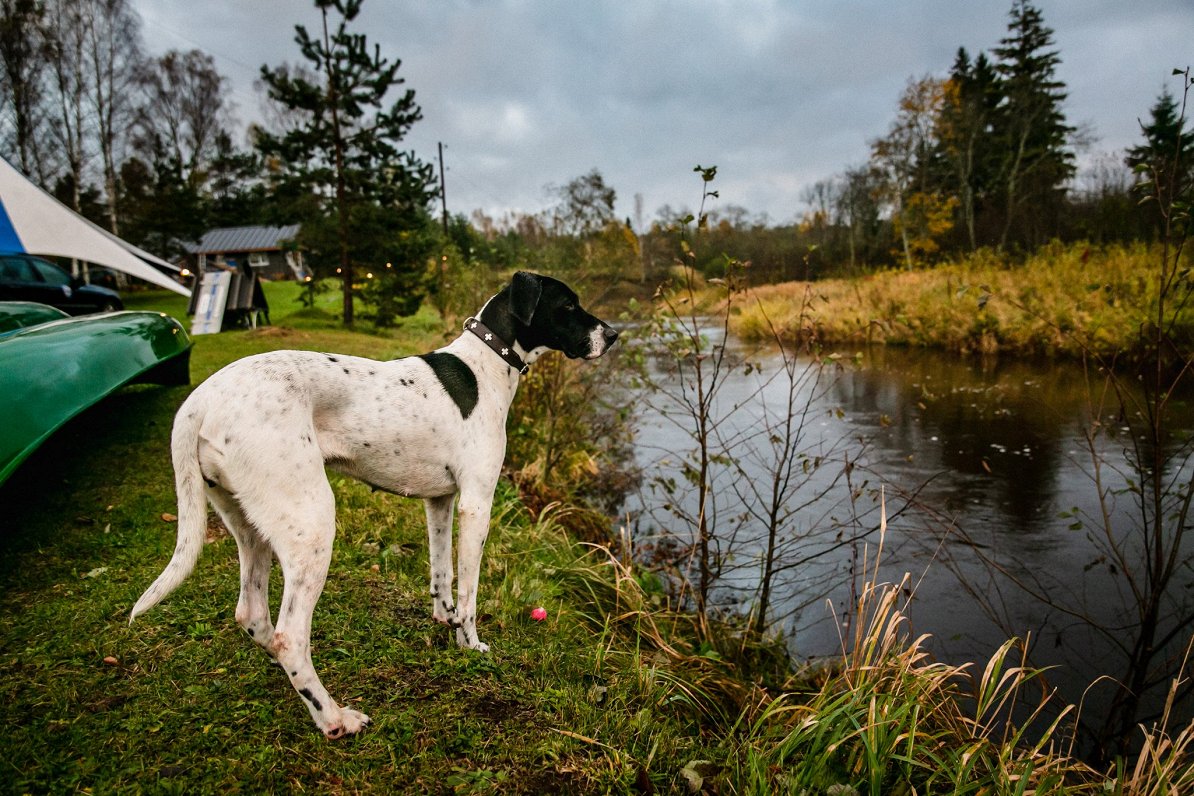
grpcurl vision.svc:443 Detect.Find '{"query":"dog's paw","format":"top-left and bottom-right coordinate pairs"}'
top-left (456, 627), bottom-right (489, 652)
top-left (323, 708), bottom-right (371, 740)
top-left (433, 598), bottom-right (455, 625)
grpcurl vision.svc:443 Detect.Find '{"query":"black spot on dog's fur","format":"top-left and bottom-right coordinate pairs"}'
top-left (419, 352), bottom-right (478, 419)
top-left (299, 688), bottom-right (323, 712)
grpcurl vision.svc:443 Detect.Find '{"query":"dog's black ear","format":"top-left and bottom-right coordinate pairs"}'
top-left (509, 271), bottom-right (542, 325)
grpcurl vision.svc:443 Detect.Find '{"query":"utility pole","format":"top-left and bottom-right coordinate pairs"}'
top-left (438, 142), bottom-right (449, 235)
top-left (437, 142), bottom-right (449, 318)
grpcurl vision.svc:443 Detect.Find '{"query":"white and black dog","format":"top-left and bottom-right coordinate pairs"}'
top-left (130, 272), bottom-right (618, 739)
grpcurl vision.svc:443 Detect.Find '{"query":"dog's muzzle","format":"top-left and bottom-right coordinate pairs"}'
top-left (584, 325), bottom-right (619, 359)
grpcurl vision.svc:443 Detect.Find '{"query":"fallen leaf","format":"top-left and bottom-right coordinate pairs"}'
top-left (679, 766), bottom-right (702, 793)
top-left (587, 683), bottom-right (608, 705)
top-left (680, 760), bottom-right (718, 793)
top-left (161, 513), bottom-right (177, 522)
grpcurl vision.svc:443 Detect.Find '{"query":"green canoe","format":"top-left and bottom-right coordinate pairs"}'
top-left (0, 303), bottom-right (192, 484)
top-left (0, 301), bottom-right (70, 336)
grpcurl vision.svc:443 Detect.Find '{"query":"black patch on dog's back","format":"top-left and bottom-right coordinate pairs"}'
top-left (419, 352), bottom-right (478, 419)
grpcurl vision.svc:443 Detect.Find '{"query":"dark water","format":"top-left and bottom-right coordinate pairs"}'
top-left (627, 339), bottom-right (1194, 740)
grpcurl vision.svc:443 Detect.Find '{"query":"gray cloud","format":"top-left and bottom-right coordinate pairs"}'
top-left (133, 0), bottom-right (1192, 224)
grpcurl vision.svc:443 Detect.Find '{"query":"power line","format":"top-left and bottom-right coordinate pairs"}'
top-left (138, 15), bottom-right (265, 126)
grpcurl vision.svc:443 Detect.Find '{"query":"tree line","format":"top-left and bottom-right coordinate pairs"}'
top-left (1, 0), bottom-right (1188, 324)
top-left (0, 0), bottom-right (437, 326)
top-left (439, 1), bottom-right (1191, 294)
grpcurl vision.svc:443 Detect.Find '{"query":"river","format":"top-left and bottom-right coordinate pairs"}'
top-left (625, 332), bottom-right (1194, 743)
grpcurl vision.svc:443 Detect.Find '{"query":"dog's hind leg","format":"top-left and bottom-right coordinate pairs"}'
top-left (207, 487), bottom-right (274, 651)
top-left (257, 484), bottom-right (370, 740)
top-left (424, 494), bottom-right (456, 624)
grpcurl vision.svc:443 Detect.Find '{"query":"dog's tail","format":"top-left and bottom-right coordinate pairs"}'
top-left (130, 405), bottom-right (207, 624)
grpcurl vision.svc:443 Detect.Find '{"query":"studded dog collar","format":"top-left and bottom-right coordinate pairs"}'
top-left (464, 317), bottom-right (529, 375)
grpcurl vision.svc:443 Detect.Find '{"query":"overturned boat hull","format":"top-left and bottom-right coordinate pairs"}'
top-left (0, 303), bottom-right (191, 484)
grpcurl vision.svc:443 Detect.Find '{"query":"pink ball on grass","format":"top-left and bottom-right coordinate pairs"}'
top-left (530, 607), bottom-right (548, 622)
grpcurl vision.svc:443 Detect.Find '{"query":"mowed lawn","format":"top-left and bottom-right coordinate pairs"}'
top-left (0, 287), bottom-right (704, 794)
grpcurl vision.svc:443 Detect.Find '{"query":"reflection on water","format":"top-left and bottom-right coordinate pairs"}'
top-left (628, 340), bottom-right (1194, 742)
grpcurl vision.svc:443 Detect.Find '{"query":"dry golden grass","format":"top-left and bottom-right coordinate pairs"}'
top-left (562, 496), bottom-right (1194, 793)
top-left (730, 242), bottom-right (1189, 358)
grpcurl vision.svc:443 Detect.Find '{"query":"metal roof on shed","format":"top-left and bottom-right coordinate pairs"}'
top-left (188, 224), bottom-right (300, 254)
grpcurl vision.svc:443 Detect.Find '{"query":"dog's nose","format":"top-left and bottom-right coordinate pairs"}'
top-left (603, 326), bottom-right (619, 346)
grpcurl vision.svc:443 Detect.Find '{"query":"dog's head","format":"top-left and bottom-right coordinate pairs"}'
top-left (483, 271), bottom-right (618, 363)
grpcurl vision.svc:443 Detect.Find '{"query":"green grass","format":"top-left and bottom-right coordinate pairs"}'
top-left (0, 298), bottom-right (712, 794)
top-left (123, 282), bottom-right (452, 381)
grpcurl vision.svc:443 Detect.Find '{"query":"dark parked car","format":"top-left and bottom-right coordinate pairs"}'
top-left (0, 254), bottom-right (123, 315)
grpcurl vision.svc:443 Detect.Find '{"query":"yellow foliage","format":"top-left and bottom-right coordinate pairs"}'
top-left (893, 191), bottom-right (960, 263)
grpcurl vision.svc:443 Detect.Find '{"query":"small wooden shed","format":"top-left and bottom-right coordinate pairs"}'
top-left (186, 225), bottom-right (307, 281)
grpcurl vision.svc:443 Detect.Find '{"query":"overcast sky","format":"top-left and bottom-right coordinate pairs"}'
top-left (131, 0), bottom-right (1192, 226)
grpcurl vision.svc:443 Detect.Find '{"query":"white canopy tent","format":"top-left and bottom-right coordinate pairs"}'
top-left (0, 157), bottom-right (190, 297)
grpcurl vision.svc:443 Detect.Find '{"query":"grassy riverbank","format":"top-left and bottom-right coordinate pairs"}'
top-left (731, 242), bottom-right (1192, 358)
top-left (1, 283), bottom-right (1190, 793)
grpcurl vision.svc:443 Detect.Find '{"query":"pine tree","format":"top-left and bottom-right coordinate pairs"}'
top-left (990, 0), bottom-right (1074, 249)
top-left (1126, 86), bottom-right (1193, 213)
top-left (256, 0), bottom-right (435, 326)
top-left (938, 47), bottom-right (1001, 250)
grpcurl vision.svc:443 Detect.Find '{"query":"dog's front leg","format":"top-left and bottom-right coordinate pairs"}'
top-left (454, 488), bottom-right (495, 652)
top-left (424, 494), bottom-right (456, 624)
